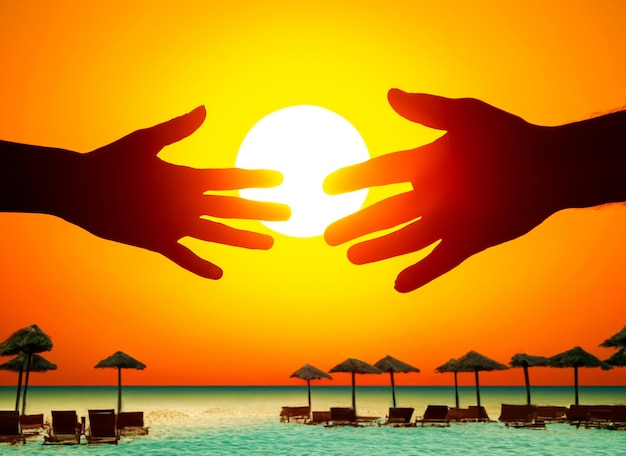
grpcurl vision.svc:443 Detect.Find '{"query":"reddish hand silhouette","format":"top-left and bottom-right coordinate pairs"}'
top-left (1, 106), bottom-right (290, 279)
top-left (325, 90), bottom-right (575, 292)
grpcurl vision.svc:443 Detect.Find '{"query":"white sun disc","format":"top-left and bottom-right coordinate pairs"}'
top-left (236, 105), bottom-right (369, 238)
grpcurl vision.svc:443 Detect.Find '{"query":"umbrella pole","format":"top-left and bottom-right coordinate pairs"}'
top-left (523, 365), bottom-right (531, 405)
top-left (351, 371), bottom-right (356, 413)
top-left (307, 379), bottom-right (311, 409)
top-left (21, 352), bottom-right (33, 415)
top-left (118, 367), bottom-right (122, 413)
top-left (574, 366), bottom-right (579, 406)
top-left (390, 371), bottom-right (396, 408)
top-left (474, 369), bottom-right (481, 408)
top-left (453, 371), bottom-right (459, 409)
top-left (14, 368), bottom-right (23, 412)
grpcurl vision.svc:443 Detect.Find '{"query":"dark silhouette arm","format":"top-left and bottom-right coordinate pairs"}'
top-left (0, 106), bottom-right (290, 279)
top-left (324, 89), bottom-right (626, 292)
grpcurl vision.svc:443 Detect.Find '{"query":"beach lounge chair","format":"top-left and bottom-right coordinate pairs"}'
top-left (19, 413), bottom-right (46, 437)
top-left (498, 404), bottom-right (544, 428)
top-left (446, 407), bottom-right (470, 422)
top-left (566, 404), bottom-right (595, 427)
top-left (607, 405), bottom-right (626, 430)
top-left (117, 411), bottom-right (149, 436)
top-left (381, 407), bottom-right (415, 427)
top-left (466, 405), bottom-right (491, 422)
top-left (585, 405), bottom-right (615, 429)
top-left (415, 405), bottom-right (450, 427)
top-left (326, 407), bottom-right (357, 427)
top-left (0, 410), bottom-right (24, 445)
top-left (279, 406), bottom-right (311, 423)
top-left (536, 405), bottom-right (568, 423)
top-left (86, 409), bottom-right (118, 445)
top-left (43, 410), bottom-right (82, 445)
top-left (308, 411), bottom-right (331, 425)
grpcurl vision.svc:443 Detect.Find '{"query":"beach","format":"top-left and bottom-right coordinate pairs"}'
top-left (1, 386), bottom-right (625, 455)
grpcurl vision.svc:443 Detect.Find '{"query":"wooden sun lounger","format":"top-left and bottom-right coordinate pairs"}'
top-left (86, 409), bottom-right (118, 445)
top-left (0, 410), bottom-right (25, 445)
top-left (536, 406), bottom-right (568, 423)
top-left (446, 407), bottom-right (470, 422)
top-left (117, 411), bottom-right (149, 436)
top-left (498, 404), bottom-right (545, 429)
top-left (19, 413), bottom-right (47, 436)
top-left (308, 411), bottom-right (331, 425)
top-left (44, 410), bottom-right (83, 445)
top-left (570, 405), bottom-right (626, 430)
top-left (381, 407), bottom-right (415, 427)
top-left (327, 407), bottom-right (357, 426)
top-left (467, 405), bottom-right (492, 422)
top-left (415, 405), bottom-right (450, 427)
top-left (280, 406), bottom-right (311, 423)
top-left (606, 405), bottom-right (626, 430)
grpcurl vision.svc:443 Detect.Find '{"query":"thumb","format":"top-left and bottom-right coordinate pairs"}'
top-left (387, 89), bottom-right (478, 131)
top-left (133, 105), bottom-right (207, 155)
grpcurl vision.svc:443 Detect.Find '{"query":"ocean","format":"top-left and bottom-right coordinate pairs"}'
top-left (1, 386), bottom-right (625, 455)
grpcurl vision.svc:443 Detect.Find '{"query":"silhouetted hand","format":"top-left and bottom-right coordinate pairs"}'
top-left (0, 106), bottom-right (290, 279)
top-left (325, 89), bottom-right (626, 292)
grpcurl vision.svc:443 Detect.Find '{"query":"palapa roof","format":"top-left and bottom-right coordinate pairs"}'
top-left (605, 348), bottom-right (626, 367)
top-left (548, 346), bottom-right (612, 370)
top-left (374, 355), bottom-right (420, 374)
top-left (454, 351), bottom-right (508, 372)
top-left (329, 358), bottom-right (382, 375)
top-left (435, 358), bottom-right (460, 373)
top-left (0, 353), bottom-right (57, 373)
top-left (290, 363), bottom-right (332, 381)
top-left (0, 324), bottom-right (53, 356)
top-left (94, 351), bottom-right (146, 370)
top-left (600, 325), bottom-right (626, 348)
top-left (509, 353), bottom-right (550, 368)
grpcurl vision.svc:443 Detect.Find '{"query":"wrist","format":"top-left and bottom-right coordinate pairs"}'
top-left (540, 113), bottom-right (626, 211)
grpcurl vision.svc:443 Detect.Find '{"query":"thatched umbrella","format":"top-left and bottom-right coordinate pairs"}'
top-left (455, 351), bottom-right (508, 408)
top-left (329, 358), bottom-right (382, 413)
top-left (435, 358), bottom-right (460, 408)
top-left (509, 354), bottom-right (549, 405)
top-left (605, 348), bottom-right (626, 367)
top-left (94, 351), bottom-right (146, 412)
top-left (373, 355), bottom-right (420, 408)
top-left (548, 346), bottom-right (612, 405)
top-left (0, 324), bottom-right (53, 414)
top-left (0, 353), bottom-right (57, 411)
top-left (290, 364), bottom-right (332, 409)
top-left (600, 325), bottom-right (626, 348)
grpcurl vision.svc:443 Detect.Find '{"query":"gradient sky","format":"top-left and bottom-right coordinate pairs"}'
top-left (1, 1), bottom-right (625, 388)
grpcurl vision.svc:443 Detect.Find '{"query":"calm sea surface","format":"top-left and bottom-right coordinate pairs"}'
top-left (0, 386), bottom-right (625, 455)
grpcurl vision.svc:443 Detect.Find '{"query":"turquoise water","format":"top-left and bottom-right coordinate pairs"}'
top-left (1, 386), bottom-right (625, 455)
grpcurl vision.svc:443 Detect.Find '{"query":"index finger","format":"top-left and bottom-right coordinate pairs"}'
top-left (323, 145), bottom-right (434, 195)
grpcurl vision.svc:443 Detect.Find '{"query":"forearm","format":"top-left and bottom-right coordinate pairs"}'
top-left (542, 109), bottom-right (626, 211)
top-left (0, 140), bottom-right (85, 217)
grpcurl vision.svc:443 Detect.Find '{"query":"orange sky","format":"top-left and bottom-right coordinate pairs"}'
top-left (1, 1), bottom-right (625, 388)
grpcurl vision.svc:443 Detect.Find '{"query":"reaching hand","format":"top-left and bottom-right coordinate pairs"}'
top-left (1, 106), bottom-right (290, 279)
top-left (324, 89), bottom-right (560, 292)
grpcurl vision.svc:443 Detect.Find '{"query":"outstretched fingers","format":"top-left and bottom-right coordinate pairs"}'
top-left (394, 240), bottom-right (467, 292)
top-left (324, 146), bottom-right (435, 195)
top-left (198, 168), bottom-right (284, 191)
top-left (190, 219), bottom-right (275, 250)
top-left (325, 192), bottom-right (420, 246)
top-left (123, 106), bottom-right (207, 155)
top-left (346, 218), bottom-right (442, 265)
top-left (388, 89), bottom-right (479, 131)
top-left (163, 242), bottom-right (223, 280)
top-left (203, 195), bottom-right (290, 221)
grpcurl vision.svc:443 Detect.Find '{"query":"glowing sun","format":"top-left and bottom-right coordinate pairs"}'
top-left (236, 105), bottom-right (369, 238)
